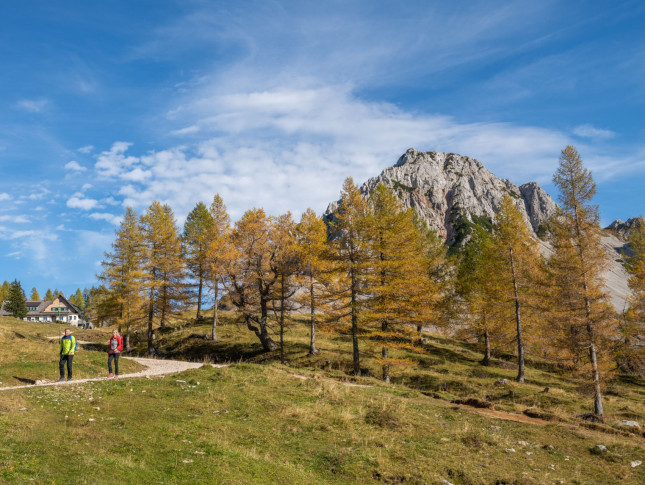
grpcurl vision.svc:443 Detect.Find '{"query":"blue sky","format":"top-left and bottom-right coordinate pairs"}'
top-left (1, 0), bottom-right (644, 296)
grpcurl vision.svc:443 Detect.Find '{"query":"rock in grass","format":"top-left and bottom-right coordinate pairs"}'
top-left (631, 460), bottom-right (642, 468)
top-left (619, 420), bottom-right (640, 429)
top-left (496, 379), bottom-right (509, 385)
top-left (591, 445), bottom-right (607, 455)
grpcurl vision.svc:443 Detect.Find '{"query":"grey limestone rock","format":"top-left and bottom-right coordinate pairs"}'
top-left (324, 148), bottom-right (557, 247)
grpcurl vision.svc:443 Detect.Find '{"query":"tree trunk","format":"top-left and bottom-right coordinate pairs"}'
top-left (482, 328), bottom-right (491, 366)
top-left (246, 316), bottom-right (278, 351)
top-left (211, 284), bottom-right (219, 341)
top-left (588, 324), bottom-right (604, 418)
top-left (147, 286), bottom-right (154, 356)
top-left (196, 274), bottom-right (203, 320)
top-left (160, 285), bottom-right (166, 328)
top-left (280, 274), bottom-right (285, 365)
top-left (350, 268), bottom-right (360, 376)
top-left (382, 319), bottom-right (390, 384)
top-left (309, 273), bottom-right (318, 355)
top-left (125, 324), bottom-right (131, 352)
top-left (510, 248), bottom-right (525, 383)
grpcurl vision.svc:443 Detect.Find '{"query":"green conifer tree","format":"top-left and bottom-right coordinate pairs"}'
top-left (6, 280), bottom-right (27, 318)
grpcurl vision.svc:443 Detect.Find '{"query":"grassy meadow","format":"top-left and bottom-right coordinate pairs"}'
top-left (0, 313), bottom-right (644, 484)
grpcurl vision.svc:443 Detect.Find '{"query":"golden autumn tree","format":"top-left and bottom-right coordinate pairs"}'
top-left (326, 178), bottom-right (371, 376)
top-left (206, 194), bottom-right (232, 341)
top-left (365, 184), bottom-right (441, 383)
top-left (489, 194), bottom-right (545, 382)
top-left (271, 212), bottom-right (299, 365)
top-left (456, 226), bottom-right (505, 365)
top-left (622, 217), bottom-right (645, 373)
top-left (98, 207), bottom-right (146, 350)
top-left (547, 146), bottom-right (615, 418)
top-left (183, 202), bottom-right (213, 320)
top-left (227, 208), bottom-right (279, 351)
top-left (141, 201), bottom-right (186, 355)
top-left (295, 208), bottom-right (328, 355)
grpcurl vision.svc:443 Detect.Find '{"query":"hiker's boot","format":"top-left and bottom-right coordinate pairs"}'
top-left (108, 374), bottom-right (114, 378)
top-left (67, 377), bottom-right (72, 381)
top-left (57, 378), bottom-right (65, 382)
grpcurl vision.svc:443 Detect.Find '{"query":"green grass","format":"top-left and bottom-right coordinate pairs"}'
top-left (0, 315), bottom-right (644, 484)
top-left (0, 318), bottom-right (144, 385)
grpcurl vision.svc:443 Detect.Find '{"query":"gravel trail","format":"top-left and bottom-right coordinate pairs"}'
top-left (0, 357), bottom-right (226, 391)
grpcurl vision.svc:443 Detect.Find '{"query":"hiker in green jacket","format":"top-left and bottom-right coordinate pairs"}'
top-left (58, 328), bottom-right (77, 382)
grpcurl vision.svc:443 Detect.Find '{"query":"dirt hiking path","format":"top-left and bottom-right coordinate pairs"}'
top-left (0, 357), bottom-right (226, 391)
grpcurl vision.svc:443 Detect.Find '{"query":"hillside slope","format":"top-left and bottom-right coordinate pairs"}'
top-left (1, 316), bottom-right (644, 484)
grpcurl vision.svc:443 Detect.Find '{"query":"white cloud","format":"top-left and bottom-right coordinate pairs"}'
top-left (16, 98), bottom-right (49, 113)
top-left (95, 142), bottom-right (138, 178)
top-left (0, 193), bottom-right (11, 201)
top-left (88, 212), bottom-right (122, 225)
top-left (573, 124), bottom-right (616, 140)
top-left (81, 183), bottom-right (93, 191)
top-left (102, 196), bottom-right (120, 206)
top-left (66, 197), bottom-right (100, 211)
top-left (0, 215), bottom-right (29, 223)
top-left (65, 160), bottom-right (87, 172)
top-left (99, 85), bottom-right (570, 222)
top-left (78, 145), bottom-right (94, 154)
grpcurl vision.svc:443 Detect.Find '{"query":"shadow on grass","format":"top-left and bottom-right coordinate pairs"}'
top-left (12, 376), bottom-right (36, 384)
top-left (81, 343), bottom-right (108, 352)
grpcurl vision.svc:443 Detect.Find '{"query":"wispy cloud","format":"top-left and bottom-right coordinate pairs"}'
top-left (0, 193), bottom-right (11, 201)
top-left (78, 145), bottom-right (94, 154)
top-left (16, 98), bottom-right (49, 113)
top-left (67, 197), bottom-right (100, 211)
top-left (0, 215), bottom-right (29, 223)
top-left (65, 160), bottom-right (87, 172)
top-left (573, 124), bottom-right (616, 140)
top-left (64, 160), bottom-right (87, 172)
top-left (88, 212), bottom-right (122, 225)
top-left (93, 86), bottom-right (571, 221)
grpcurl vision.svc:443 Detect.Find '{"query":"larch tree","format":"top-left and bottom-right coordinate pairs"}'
top-left (45, 289), bottom-right (54, 301)
top-left (547, 145), bottom-right (614, 419)
top-left (6, 280), bottom-right (27, 318)
top-left (490, 194), bottom-right (544, 382)
top-left (206, 194), bottom-right (232, 341)
top-left (271, 212), bottom-right (299, 365)
top-left (326, 177), bottom-right (371, 376)
top-left (72, 288), bottom-right (85, 313)
top-left (0, 281), bottom-right (7, 302)
top-left (141, 201), bottom-right (186, 355)
top-left (295, 208), bottom-right (328, 355)
top-left (227, 208), bottom-right (279, 351)
top-left (30, 287), bottom-right (41, 301)
top-left (183, 202), bottom-right (214, 320)
top-left (99, 207), bottom-right (147, 350)
top-left (456, 226), bottom-right (502, 365)
top-left (622, 216), bottom-right (645, 373)
top-left (365, 184), bottom-right (440, 383)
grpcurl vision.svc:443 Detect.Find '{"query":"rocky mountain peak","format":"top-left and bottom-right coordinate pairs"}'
top-left (606, 217), bottom-right (642, 239)
top-left (325, 149), bottom-right (557, 247)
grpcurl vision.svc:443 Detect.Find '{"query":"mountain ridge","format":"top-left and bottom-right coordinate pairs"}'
top-left (324, 148), bottom-right (633, 310)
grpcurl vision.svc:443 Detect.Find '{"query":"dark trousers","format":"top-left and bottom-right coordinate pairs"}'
top-left (59, 354), bottom-right (73, 379)
top-left (108, 353), bottom-right (120, 375)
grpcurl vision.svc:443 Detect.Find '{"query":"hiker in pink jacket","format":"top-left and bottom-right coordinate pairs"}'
top-left (107, 329), bottom-right (124, 378)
